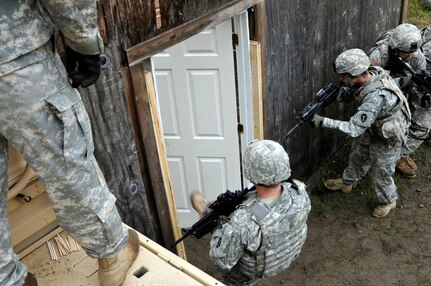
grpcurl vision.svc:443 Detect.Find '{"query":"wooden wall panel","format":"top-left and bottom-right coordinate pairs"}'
top-left (264, 0), bottom-right (403, 178)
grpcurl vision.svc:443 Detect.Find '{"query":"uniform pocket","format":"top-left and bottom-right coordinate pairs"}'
top-left (95, 193), bottom-right (123, 246)
top-left (45, 88), bottom-right (94, 169)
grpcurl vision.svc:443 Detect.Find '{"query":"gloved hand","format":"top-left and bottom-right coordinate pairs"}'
top-left (208, 190), bottom-right (243, 216)
top-left (65, 46), bottom-right (102, 88)
top-left (310, 114), bottom-right (324, 128)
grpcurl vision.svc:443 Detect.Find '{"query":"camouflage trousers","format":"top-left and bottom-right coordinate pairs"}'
top-left (401, 103), bottom-right (431, 157)
top-left (342, 131), bottom-right (401, 205)
top-left (0, 44), bottom-right (127, 285)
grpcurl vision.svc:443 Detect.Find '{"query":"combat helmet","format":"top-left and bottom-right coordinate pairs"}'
top-left (334, 48), bottom-right (370, 77)
top-left (389, 23), bottom-right (422, 53)
top-left (243, 140), bottom-right (291, 186)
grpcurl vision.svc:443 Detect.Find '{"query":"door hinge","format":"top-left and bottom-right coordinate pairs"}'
top-left (232, 33), bottom-right (239, 48)
top-left (238, 123), bottom-right (244, 134)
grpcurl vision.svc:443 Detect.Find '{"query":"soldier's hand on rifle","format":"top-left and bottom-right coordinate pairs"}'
top-left (65, 46), bottom-right (102, 88)
top-left (209, 190), bottom-right (243, 216)
top-left (310, 114), bottom-right (324, 128)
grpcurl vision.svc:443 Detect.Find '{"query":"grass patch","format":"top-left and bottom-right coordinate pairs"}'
top-left (408, 0), bottom-right (431, 28)
top-left (310, 194), bottom-right (331, 216)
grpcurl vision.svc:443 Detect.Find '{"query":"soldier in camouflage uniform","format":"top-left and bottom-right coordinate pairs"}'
top-left (422, 26), bottom-right (431, 70)
top-left (191, 140), bottom-right (311, 285)
top-left (369, 23), bottom-right (428, 178)
top-left (420, 26), bottom-right (431, 146)
top-left (312, 49), bottom-right (411, 218)
top-left (0, 1), bottom-right (139, 285)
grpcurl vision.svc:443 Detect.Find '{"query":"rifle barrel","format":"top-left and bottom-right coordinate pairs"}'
top-left (282, 122), bottom-right (301, 140)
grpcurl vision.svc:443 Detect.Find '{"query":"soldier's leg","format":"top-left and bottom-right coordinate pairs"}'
top-left (402, 113), bottom-right (431, 156)
top-left (0, 44), bottom-right (128, 259)
top-left (397, 108), bottom-right (431, 177)
top-left (370, 141), bottom-right (401, 204)
top-left (0, 137), bottom-right (28, 285)
top-left (342, 133), bottom-right (372, 183)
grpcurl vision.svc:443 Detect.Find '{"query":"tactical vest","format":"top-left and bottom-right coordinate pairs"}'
top-left (358, 68), bottom-right (411, 143)
top-left (230, 180), bottom-right (310, 281)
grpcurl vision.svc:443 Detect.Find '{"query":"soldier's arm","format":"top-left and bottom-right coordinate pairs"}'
top-left (209, 222), bottom-right (246, 273)
top-left (369, 45), bottom-right (389, 67)
top-left (322, 94), bottom-right (384, 137)
top-left (414, 51), bottom-right (427, 73)
top-left (39, 0), bottom-right (103, 55)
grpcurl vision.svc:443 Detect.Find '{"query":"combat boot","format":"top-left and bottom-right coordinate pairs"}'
top-left (23, 273), bottom-right (37, 286)
top-left (404, 156), bottom-right (418, 172)
top-left (324, 178), bottom-right (357, 193)
top-left (395, 157), bottom-right (416, 178)
top-left (98, 229), bottom-right (140, 286)
top-left (372, 201), bottom-right (396, 218)
top-left (190, 191), bottom-right (208, 218)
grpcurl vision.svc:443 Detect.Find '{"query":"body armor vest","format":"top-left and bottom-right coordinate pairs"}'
top-left (358, 68), bottom-right (411, 143)
top-left (229, 180), bottom-right (309, 281)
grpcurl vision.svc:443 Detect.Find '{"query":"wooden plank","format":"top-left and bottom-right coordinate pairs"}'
top-left (250, 41), bottom-right (264, 139)
top-left (129, 59), bottom-right (186, 259)
top-left (126, 0), bottom-right (263, 66)
top-left (400, 0), bottom-right (409, 23)
top-left (122, 67), bottom-right (164, 242)
top-left (254, 3), bottom-right (267, 137)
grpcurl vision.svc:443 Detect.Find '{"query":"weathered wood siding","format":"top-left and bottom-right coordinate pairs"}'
top-left (75, 0), bottom-right (251, 244)
top-left (264, 0), bottom-right (403, 179)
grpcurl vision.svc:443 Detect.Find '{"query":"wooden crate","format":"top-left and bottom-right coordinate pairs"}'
top-left (21, 227), bottom-right (223, 286)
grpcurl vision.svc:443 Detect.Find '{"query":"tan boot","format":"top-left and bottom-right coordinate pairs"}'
top-left (190, 191), bottom-right (208, 218)
top-left (323, 178), bottom-right (357, 193)
top-left (24, 273), bottom-right (37, 286)
top-left (404, 156), bottom-right (418, 172)
top-left (372, 201), bottom-right (396, 218)
top-left (396, 157), bottom-right (416, 178)
top-left (98, 229), bottom-right (140, 286)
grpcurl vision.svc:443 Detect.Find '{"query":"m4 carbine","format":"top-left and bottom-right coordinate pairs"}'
top-left (171, 184), bottom-right (256, 248)
top-left (283, 83), bottom-right (340, 139)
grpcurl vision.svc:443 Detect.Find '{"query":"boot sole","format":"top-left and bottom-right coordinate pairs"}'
top-left (396, 170), bottom-right (417, 179)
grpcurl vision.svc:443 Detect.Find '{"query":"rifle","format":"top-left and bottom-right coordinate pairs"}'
top-left (393, 56), bottom-right (431, 100)
top-left (282, 83), bottom-right (340, 139)
top-left (171, 184), bottom-right (256, 248)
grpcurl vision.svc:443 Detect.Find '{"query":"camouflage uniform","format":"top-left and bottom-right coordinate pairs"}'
top-left (209, 140), bottom-right (311, 286)
top-left (322, 66), bottom-right (411, 205)
top-left (422, 26), bottom-right (431, 71)
top-left (369, 24), bottom-right (429, 158)
top-left (210, 181), bottom-right (310, 286)
top-left (0, 1), bottom-right (127, 285)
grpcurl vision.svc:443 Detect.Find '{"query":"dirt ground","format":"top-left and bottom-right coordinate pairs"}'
top-left (184, 140), bottom-right (431, 286)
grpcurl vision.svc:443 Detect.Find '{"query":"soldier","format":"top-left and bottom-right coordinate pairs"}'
top-left (422, 25), bottom-right (431, 70)
top-left (312, 49), bottom-right (411, 218)
top-left (369, 23), bottom-right (428, 178)
top-left (190, 139), bottom-right (311, 286)
top-left (0, 1), bottom-right (139, 285)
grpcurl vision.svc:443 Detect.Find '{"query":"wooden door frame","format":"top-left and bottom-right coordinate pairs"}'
top-left (124, 0), bottom-right (265, 258)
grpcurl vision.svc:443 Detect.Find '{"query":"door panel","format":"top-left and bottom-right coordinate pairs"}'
top-left (152, 19), bottom-right (241, 227)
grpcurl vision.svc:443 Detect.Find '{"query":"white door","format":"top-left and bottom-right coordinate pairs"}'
top-left (152, 19), bottom-right (242, 227)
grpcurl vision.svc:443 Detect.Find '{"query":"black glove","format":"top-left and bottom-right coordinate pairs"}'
top-left (208, 190), bottom-right (243, 216)
top-left (310, 114), bottom-right (324, 128)
top-left (65, 46), bottom-right (102, 88)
